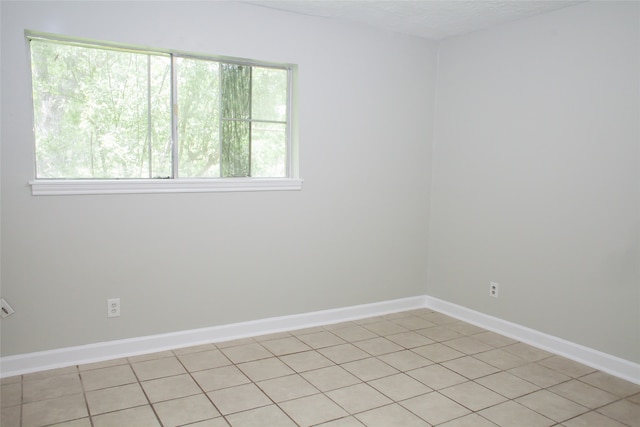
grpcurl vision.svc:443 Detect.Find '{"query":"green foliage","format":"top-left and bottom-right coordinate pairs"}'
top-left (30, 39), bottom-right (289, 179)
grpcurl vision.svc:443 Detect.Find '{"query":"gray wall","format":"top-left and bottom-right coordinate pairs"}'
top-left (0, 1), bottom-right (437, 356)
top-left (428, 1), bottom-right (639, 363)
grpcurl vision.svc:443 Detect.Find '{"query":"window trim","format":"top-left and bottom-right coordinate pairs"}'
top-left (29, 178), bottom-right (303, 196)
top-left (26, 31), bottom-right (300, 194)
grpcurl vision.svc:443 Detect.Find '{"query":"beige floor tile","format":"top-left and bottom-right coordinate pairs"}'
top-left (226, 404), bottom-right (297, 426)
top-left (362, 320), bottom-right (409, 336)
top-left (254, 331), bottom-right (293, 342)
top-left (438, 413), bottom-right (499, 426)
top-left (417, 326), bottom-right (464, 342)
top-left (407, 364), bottom-right (467, 390)
top-left (22, 394), bottom-right (88, 427)
top-left (352, 337), bottom-right (404, 356)
top-left (516, 390), bottom-right (589, 422)
top-left (391, 316), bottom-right (437, 330)
top-left (318, 344), bottom-right (370, 364)
top-left (86, 383), bottom-right (148, 415)
top-left (23, 366), bottom-right (78, 382)
top-left (237, 357), bottom-right (295, 382)
top-left (280, 393), bottom-right (348, 426)
top-left (342, 357), bottom-right (399, 382)
top-left (280, 350), bottom-right (335, 372)
top-left (418, 311), bottom-right (458, 325)
top-left (1, 404), bottom-right (20, 427)
top-left (178, 349), bottom-right (231, 372)
top-left (78, 357), bottom-right (129, 371)
top-left (579, 371), bottom-right (640, 397)
top-left (257, 374), bottom-right (319, 402)
top-left (326, 383), bottom-right (392, 414)
top-left (502, 343), bottom-right (553, 362)
top-left (80, 364), bottom-right (137, 391)
top-left (475, 371), bottom-right (540, 399)
top-left (368, 373), bottom-right (432, 401)
top-left (91, 405), bottom-right (160, 427)
top-left (597, 399), bottom-right (640, 427)
top-left (23, 373), bottom-right (83, 403)
top-left (447, 321), bottom-right (488, 336)
top-left (473, 331), bottom-right (518, 348)
top-left (444, 337), bottom-right (494, 355)
top-left (215, 337), bottom-right (255, 348)
top-left (220, 342), bottom-right (273, 364)
top-left (153, 394), bottom-right (220, 427)
top-left (317, 416), bottom-right (366, 426)
top-left (49, 418), bottom-right (92, 427)
top-left (192, 365), bottom-right (250, 391)
top-left (442, 356), bottom-right (500, 379)
top-left (355, 403), bottom-right (429, 426)
top-left (0, 375), bottom-right (21, 385)
top-left (508, 363), bottom-right (570, 388)
top-left (401, 392), bottom-right (471, 425)
top-left (385, 331), bottom-right (435, 349)
top-left (290, 326), bottom-right (326, 336)
top-left (297, 331), bottom-right (347, 349)
top-left (1, 382), bottom-right (21, 407)
top-left (131, 356), bottom-right (186, 381)
top-left (474, 348), bottom-right (529, 370)
top-left (378, 349), bottom-right (433, 371)
top-left (185, 418), bottom-right (230, 427)
top-left (127, 350), bottom-right (175, 363)
top-left (301, 365), bottom-right (362, 392)
top-left (387, 311), bottom-right (414, 320)
top-left (630, 392), bottom-right (640, 404)
top-left (561, 410), bottom-right (627, 427)
top-left (412, 342), bottom-right (465, 363)
top-left (141, 374), bottom-right (201, 403)
top-left (479, 400), bottom-right (554, 427)
top-left (440, 381), bottom-right (508, 411)
top-left (323, 321), bottom-right (357, 331)
top-left (549, 379), bottom-right (618, 408)
top-left (330, 325), bottom-right (378, 342)
top-left (259, 336), bottom-right (311, 356)
top-left (207, 383), bottom-right (271, 415)
top-left (354, 316), bottom-right (385, 325)
top-left (537, 355), bottom-right (595, 378)
top-left (172, 343), bottom-right (217, 355)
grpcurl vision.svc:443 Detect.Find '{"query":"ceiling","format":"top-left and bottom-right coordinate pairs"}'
top-left (245, 0), bottom-right (584, 40)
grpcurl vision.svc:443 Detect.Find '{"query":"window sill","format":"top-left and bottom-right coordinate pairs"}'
top-left (29, 178), bottom-right (303, 196)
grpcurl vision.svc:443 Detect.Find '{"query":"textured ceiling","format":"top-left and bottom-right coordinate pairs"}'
top-left (246, 1), bottom-right (585, 40)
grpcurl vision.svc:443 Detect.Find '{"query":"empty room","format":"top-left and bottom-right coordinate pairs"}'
top-left (1, 1), bottom-right (638, 426)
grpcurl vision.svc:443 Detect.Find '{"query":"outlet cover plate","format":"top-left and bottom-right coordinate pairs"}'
top-left (107, 298), bottom-right (120, 318)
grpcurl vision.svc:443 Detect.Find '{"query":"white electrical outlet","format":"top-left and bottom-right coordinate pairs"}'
top-left (107, 298), bottom-right (120, 318)
top-left (0, 298), bottom-right (15, 318)
top-left (489, 282), bottom-right (499, 298)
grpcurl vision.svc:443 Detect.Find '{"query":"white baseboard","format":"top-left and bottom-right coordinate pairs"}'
top-left (0, 296), bottom-right (427, 378)
top-left (425, 296), bottom-right (640, 385)
top-left (2, 294), bottom-right (638, 385)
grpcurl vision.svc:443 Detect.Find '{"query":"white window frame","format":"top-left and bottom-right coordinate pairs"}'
top-left (26, 32), bottom-right (302, 196)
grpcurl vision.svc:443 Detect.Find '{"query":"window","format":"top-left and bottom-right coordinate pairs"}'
top-left (27, 33), bottom-right (300, 195)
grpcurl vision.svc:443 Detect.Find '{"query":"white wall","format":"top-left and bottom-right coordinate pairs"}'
top-left (0, 1), bottom-right (437, 356)
top-left (429, 1), bottom-right (639, 363)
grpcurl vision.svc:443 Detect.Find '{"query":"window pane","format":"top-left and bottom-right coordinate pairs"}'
top-left (251, 122), bottom-right (287, 177)
top-left (221, 64), bottom-right (250, 120)
top-left (30, 41), bottom-right (171, 178)
top-left (252, 67), bottom-right (288, 122)
top-left (221, 120), bottom-right (250, 177)
top-left (176, 57), bottom-right (220, 178)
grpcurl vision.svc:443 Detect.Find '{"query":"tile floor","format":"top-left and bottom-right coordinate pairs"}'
top-left (1, 308), bottom-right (639, 427)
